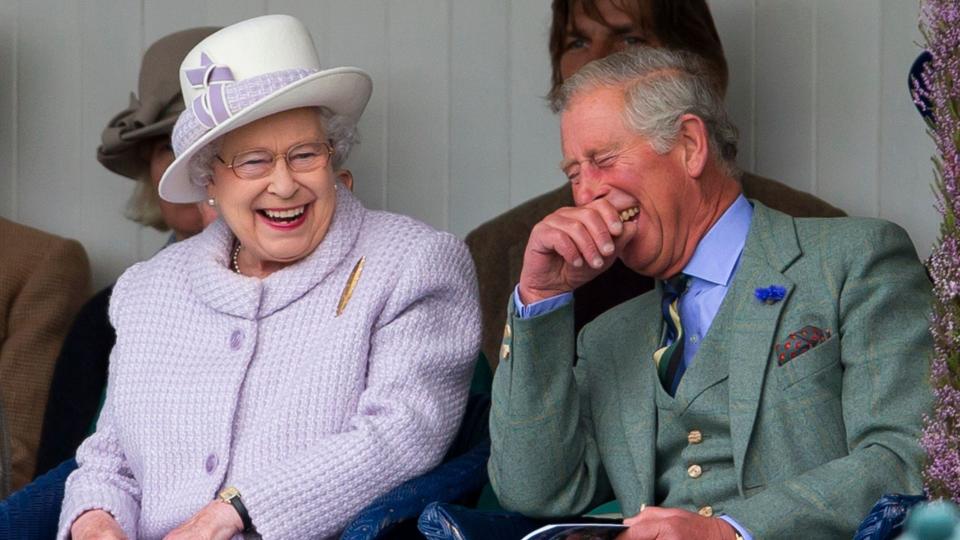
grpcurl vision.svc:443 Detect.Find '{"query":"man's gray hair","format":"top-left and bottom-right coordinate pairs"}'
top-left (558, 47), bottom-right (740, 179)
top-left (188, 106), bottom-right (360, 187)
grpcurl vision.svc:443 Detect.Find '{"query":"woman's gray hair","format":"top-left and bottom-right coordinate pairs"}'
top-left (125, 172), bottom-right (168, 231)
top-left (188, 106), bottom-right (360, 187)
top-left (557, 47), bottom-right (740, 179)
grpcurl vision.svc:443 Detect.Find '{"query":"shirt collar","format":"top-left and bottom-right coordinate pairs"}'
top-left (681, 194), bottom-right (753, 287)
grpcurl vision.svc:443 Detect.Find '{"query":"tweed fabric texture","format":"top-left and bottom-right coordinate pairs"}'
top-left (489, 202), bottom-right (932, 539)
top-left (465, 172), bottom-right (845, 373)
top-left (0, 217), bottom-right (91, 493)
top-left (58, 187), bottom-right (481, 539)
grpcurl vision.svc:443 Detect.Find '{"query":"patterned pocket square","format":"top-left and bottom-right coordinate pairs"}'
top-left (776, 325), bottom-right (832, 366)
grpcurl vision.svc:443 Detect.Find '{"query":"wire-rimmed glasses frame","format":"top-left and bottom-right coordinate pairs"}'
top-left (215, 140), bottom-right (334, 180)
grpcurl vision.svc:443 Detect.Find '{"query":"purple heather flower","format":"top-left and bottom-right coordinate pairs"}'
top-left (919, 0), bottom-right (960, 504)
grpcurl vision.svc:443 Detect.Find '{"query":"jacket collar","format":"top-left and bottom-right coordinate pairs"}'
top-left (189, 186), bottom-right (365, 320)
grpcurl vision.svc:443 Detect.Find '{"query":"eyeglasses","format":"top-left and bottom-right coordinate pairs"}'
top-left (216, 141), bottom-right (334, 180)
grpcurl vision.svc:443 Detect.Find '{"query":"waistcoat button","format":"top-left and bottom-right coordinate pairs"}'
top-left (687, 464), bottom-right (703, 479)
top-left (687, 430), bottom-right (703, 445)
top-left (698, 505), bottom-right (714, 517)
top-left (500, 343), bottom-right (511, 362)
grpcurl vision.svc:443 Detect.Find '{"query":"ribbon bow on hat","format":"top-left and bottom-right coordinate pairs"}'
top-left (184, 52), bottom-right (236, 129)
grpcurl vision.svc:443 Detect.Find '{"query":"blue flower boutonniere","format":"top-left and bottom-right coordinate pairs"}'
top-left (755, 285), bottom-right (786, 304)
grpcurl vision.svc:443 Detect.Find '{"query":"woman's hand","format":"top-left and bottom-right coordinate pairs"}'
top-left (71, 509), bottom-right (128, 540)
top-left (163, 500), bottom-right (243, 540)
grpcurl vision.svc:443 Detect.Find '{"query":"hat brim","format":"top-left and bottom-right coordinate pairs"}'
top-left (159, 66), bottom-right (372, 203)
top-left (96, 115), bottom-right (180, 180)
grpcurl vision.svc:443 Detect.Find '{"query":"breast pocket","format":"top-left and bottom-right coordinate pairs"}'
top-left (775, 333), bottom-right (840, 392)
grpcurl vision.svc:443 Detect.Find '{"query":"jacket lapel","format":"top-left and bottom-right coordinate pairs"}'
top-left (725, 202), bottom-right (801, 492)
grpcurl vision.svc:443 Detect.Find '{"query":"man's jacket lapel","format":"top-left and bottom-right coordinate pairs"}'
top-left (724, 202), bottom-right (801, 493)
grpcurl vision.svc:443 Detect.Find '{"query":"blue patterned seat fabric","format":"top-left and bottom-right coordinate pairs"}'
top-left (853, 493), bottom-right (928, 540)
top-left (339, 440), bottom-right (491, 539)
top-left (0, 457), bottom-right (76, 539)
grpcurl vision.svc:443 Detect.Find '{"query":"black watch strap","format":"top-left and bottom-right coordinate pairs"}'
top-left (219, 487), bottom-right (254, 533)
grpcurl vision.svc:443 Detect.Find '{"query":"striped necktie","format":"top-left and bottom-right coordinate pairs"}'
top-left (653, 274), bottom-right (689, 396)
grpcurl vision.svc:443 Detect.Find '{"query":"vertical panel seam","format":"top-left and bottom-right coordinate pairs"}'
top-left (11, 1), bottom-right (20, 221)
top-left (875, 3), bottom-right (884, 217)
top-left (138, 0), bottom-right (147, 260)
top-left (810, 0), bottom-right (819, 196)
top-left (750, 0), bottom-right (757, 172)
top-left (505, 0), bottom-right (513, 208)
top-left (382, 1), bottom-right (390, 210)
top-left (446, 0), bottom-right (452, 232)
top-left (78, 0), bottom-right (86, 243)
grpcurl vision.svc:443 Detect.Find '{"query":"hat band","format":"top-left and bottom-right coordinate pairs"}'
top-left (172, 67), bottom-right (317, 157)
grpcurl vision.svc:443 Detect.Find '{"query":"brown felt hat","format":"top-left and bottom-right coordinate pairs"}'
top-left (97, 27), bottom-right (219, 179)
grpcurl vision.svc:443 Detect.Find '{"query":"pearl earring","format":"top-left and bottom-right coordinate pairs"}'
top-left (207, 198), bottom-right (216, 207)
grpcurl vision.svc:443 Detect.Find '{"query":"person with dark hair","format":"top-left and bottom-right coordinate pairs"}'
top-left (489, 46), bottom-right (931, 540)
top-left (467, 0), bottom-right (845, 372)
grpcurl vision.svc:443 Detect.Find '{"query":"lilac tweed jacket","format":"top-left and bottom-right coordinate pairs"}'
top-left (57, 188), bottom-right (481, 539)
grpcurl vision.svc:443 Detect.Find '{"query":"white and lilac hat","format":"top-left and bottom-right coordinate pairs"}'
top-left (159, 14), bottom-right (372, 203)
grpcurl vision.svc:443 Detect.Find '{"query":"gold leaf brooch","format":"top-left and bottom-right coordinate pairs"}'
top-left (336, 256), bottom-right (365, 316)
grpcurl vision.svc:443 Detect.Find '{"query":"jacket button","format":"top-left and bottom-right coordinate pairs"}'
top-left (500, 343), bottom-right (511, 362)
top-left (687, 464), bottom-right (703, 479)
top-left (229, 329), bottom-right (244, 350)
top-left (698, 505), bottom-right (714, 517)
top-left (205, 453), bottom-right (218, 474)
top-left (687, 430), bottom-right (703, 444)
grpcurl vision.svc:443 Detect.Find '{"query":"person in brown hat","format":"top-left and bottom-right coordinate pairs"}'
top-left (98, 26), bottom-right (220, 242)
top-left (33, 27), bottom-right (219, 481)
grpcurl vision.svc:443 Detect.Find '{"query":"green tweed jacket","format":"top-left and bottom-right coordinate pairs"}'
top-left (489, 202), bottom-right (933, 539)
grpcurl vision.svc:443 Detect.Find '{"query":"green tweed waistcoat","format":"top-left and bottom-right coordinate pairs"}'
top-left (654, 303), bottom-right (737, 516)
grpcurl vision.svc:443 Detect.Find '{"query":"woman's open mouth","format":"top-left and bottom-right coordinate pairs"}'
top-left (619, 206), bottom-right (640, 223)
top-left (257, 204), bottom-right (308, 229)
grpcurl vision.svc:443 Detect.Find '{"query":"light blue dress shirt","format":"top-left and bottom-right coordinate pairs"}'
top-left (513, 194), bottom-right (754, 539)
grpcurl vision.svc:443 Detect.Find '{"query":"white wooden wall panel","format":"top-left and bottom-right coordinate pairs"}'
top-left (0, 1), bottom-right (940, 290)
top-left (449, 0), bottom-right (510, 237)
top-left (507, 1), bottom-right (560, 207)
top-left (16, 2), bottom-right (84, 245)
top-left (754, 0), bottom-right (816, 194)
top-left (879, 0), bottom-right (938, 256)
top-left (817, 1), bottom-right (881, 217)
top-left (78, 1), bottom-right (142, 286)
top-left (710, 0), bottom-right (756, 172)
top-left (0, 1), bottom-right (17, 219)
top-left (386, 0), bottom-right (449, 231)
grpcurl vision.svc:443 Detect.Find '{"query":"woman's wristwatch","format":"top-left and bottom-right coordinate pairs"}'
top-left (218, 486), bottom-right (254, 533)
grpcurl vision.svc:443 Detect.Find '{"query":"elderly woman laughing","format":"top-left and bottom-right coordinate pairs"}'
top-left (59, 15), bottom-right (479, 540)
